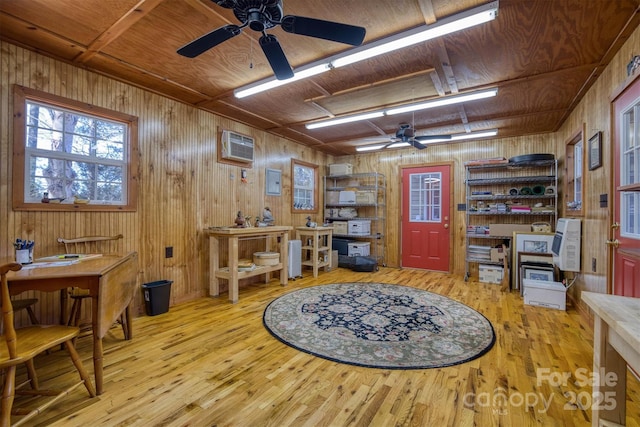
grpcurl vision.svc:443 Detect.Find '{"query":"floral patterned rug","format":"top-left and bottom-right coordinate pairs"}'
top-left (263, 283), bottom-right (495, 369)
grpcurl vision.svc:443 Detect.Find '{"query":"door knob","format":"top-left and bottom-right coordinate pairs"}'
top-left (606, 239), bottom-right (620, 248)
top-left (444, 223), bottom-right (449, 229)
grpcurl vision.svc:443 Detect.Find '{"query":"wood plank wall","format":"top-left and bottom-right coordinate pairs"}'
top-left (1, 23), bottom-right (638, 325)
top-left (0, 41), bottom-right (332, 326)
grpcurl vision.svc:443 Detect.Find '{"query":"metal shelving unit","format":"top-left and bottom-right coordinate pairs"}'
top-left (324, 172), bottom-right (386, 266)
top-left (464, 159), bottom-right (558, 281)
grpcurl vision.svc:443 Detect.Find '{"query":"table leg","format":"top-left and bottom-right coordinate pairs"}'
top-left (92, 294), bottom-right (104, 395)
top-left (209, 235), bottom-right (220, 296)
top-left (592, 316), bottom-right (626, 426)
top-left (229, 237), bottom-right (239, 303)
top-left (281, 232), bottom-right (289, 286)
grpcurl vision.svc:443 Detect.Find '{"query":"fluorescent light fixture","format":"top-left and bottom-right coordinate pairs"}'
top-left (356, 144), bottom-right (388, 152)
top-left (234, 1), bottom-right (499, 98)
top-left (386, 89), bottom-right (498, 115)
top-left (450, 129), bottom-right (498, 140)
top-left (332, 1), bottom-right (499, 68)
top-left (386, 142), bottom-right (411, 149)
top-left (305, 88), bottom-right (497, 129)
top-left (235, 63), bottom-right (330, 98)
top-left (306, 111), bottom-right (384, 130)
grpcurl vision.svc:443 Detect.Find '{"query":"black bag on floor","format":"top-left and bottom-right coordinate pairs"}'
top-left (352, 256), bottom-right (378, 272)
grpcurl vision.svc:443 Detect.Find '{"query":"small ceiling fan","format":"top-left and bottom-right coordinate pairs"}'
top-left (362, 123), bottom-right (451, 150)
top-left (177, 0), bottom-right (366, 80)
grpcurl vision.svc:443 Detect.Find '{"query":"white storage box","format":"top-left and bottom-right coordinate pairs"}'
top-left (348, 242), bottom-right (370, 257)
top-left (329, 163), bottom-right (353, 176)
top-left (339, 191), bottom-right (356, 205)
top-left (332, 221), bottom-right (348, 235)
top-left (523, 279), bottom-right (566, 310)
top-left (348, 219), bottom-right (371, 235)
top-left (479, 264), bottom-right (503, 284)
top-left (356, 191), bottom-right (376, 204)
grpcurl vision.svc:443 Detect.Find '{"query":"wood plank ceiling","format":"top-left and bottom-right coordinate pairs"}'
top-left (1, 0), bottom-right (639, 155)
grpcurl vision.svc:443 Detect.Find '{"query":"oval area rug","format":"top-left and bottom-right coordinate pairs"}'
top-left (263, 282), bottom-right (495, 369)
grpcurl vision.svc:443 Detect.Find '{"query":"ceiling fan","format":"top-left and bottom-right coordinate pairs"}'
top-left (177, 0), bottom-right (366, 80)
top-left (362, 123), bottom-right (452, 150)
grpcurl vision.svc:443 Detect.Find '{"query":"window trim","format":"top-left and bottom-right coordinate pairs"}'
top-left (563, 127), bottom-right (584, 217)
top-left (12, 85), bottom-right (139, 212)
top-left (291, 159), bottom-right (318, 214)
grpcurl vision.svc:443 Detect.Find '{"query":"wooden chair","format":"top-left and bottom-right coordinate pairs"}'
top-left (1, 262), bottom-right (96, 427)
top-left (57, 234), bottom-right (130, 339)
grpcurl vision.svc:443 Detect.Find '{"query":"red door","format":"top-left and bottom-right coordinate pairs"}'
top-left (612, 76), bottom-right (640, 297)
top-left (401, 165), bottom-right (451, 271)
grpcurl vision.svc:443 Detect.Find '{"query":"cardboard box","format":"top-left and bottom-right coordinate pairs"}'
top-left (326, 191), bottom-right (340, 205)
top-left (490, 247), bottom-right (509, 262)
top-left (331, 250), bottom-right (339, 269)
top-left (522, 279), bottom-right (566, 310)
top-left (479, 264), bottom-right (503, 284)
top-left (356, 191), bottom-right (376, 204)
top-left (489, 223), bottom-right (531, 236)
top-left (348, 242), bottom-right (371, 257)
top-left (338, 191), bottom-right (356, 205)
top-left (348, 219), bottom-right (371, 235)
top-left (332, 221), bottom-right (348, 235)
top-left (329, 163), bottom-right (353, 176)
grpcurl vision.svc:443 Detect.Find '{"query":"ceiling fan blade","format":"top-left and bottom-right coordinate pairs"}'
top-left (259, 34), bottom-right (294, 80)
top-left (410, 139), bottom-right (428, 150)
top-left (414, 135), bottom-right (452, 142)
top-left (177, 25), bottom-right (242, 58)
top-left (280, 16), bottom-right (366, 46)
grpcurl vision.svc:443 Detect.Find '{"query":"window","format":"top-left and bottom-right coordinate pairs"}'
top-left (621, 98), bottom-right (640, 238)
top-left (409, 172), bottom-right (442, 222)
top-left (291, 160), bottom-right (318, 213)
top-left (564, 129), bottom-right (584, 215)
top-left (13, 86), bottom-right (138, 211)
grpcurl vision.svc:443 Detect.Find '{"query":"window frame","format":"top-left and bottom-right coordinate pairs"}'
top-left (564, 128), bottom-right (584, 216)
top-left (12, 85), bottom-right (139, 212)
top-left (291, 159), bottom-right (318, 214)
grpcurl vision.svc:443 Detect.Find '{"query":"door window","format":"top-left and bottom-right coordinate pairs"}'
top-left (409, 172), bottom-right (442, 222)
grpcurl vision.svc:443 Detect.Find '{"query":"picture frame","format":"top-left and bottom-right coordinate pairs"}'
top-left (265, 168), bottom-right (281, 196)
top-left (588, 131), bottom-right (602, 170)
top-left (523, 267), bottom-right (555, 282)
top-left (512, 232), bottom-right (555, 290)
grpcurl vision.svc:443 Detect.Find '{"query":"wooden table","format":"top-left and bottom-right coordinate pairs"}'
top-left (206, 226), bottom-right (291, 303)
top-left (8, 252), bottom-right (138, 395)
top-left (581, 291), bottom-right (640, 426)
top-left (296, 226), bottom-right (333, 278)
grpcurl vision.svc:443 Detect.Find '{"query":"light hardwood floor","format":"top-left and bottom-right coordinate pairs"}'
top-left (9, 267), bottom-right (640, 426)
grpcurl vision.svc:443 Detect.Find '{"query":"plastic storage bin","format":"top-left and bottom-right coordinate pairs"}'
top-left (142, 280), bottom-right (173, 316)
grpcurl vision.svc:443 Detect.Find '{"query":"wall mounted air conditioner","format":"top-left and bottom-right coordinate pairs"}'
top-left (221, 130), bottom-right (254, 162)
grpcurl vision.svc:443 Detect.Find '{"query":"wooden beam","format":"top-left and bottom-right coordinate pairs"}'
top-left (74, 0), bottom-right (166, 63)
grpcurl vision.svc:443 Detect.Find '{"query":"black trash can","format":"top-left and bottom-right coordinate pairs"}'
top-left (142, 280), bottom-right (173, 316)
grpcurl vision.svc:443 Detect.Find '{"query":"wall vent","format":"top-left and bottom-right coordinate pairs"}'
top-left (221, 130), bottom-right (254, 162)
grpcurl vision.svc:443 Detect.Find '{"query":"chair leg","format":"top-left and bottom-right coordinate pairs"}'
top-left (1, 365), bottom-right (17, 427)
top-left (63, 340), bottom-right (96, 397)
top-left (24, 359), bottom-right (39, 390)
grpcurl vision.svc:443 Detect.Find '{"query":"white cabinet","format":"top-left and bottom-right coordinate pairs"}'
top-left (324, 173), bottom-right (386, 266)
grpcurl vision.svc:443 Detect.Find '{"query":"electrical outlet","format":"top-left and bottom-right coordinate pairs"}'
top-left (165, 246), bottom-right (173, 258)
top-left (592, 257), bottom-right (596, 272)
